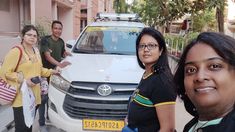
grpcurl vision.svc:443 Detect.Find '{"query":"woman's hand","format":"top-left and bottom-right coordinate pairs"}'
top-left (26, 78), bottom-right (37, 87)
top-left (64, 51), bottom-right (72, 57)
top-left (51, 67), bottom-right (61, 75)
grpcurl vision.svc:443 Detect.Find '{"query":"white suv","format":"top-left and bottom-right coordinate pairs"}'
top-left (48, 13), bottom-right (145, 132)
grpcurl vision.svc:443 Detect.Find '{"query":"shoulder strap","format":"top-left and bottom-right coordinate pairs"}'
top-left (12, 46), bottom-right (23, 72)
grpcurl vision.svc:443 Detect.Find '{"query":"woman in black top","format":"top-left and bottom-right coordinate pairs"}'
top-left (125, 27), bottom-right (176, 132)
top-left (174, 32), bottom-right (235, 132)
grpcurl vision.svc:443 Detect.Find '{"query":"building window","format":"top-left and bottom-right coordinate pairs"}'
top-left (81, 9), bottom-right (87, 14)
top-left (85, 20), bottom-right (87, 27)
top-left (0, 0), bottom-right (10, 11)
top-left (80, 20), bottom-right (88, 32)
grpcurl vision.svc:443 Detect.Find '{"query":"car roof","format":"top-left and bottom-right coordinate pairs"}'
top-left (89, 21), bottom-right (145, 28)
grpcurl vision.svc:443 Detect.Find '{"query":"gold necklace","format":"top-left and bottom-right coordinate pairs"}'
top-left (142, 71), bottom-right (154, 79)
top-left (22, 45), bottom-right (37, 62)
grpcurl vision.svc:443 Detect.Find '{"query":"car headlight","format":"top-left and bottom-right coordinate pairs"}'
top-left (50, 74), bottom-right (70, 92)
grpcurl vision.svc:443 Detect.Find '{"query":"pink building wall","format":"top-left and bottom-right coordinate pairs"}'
top-left (35, 0), bottom-right (52, 22)
top-left (0, 0), bottom-right (114, 62)
top-left (73, 2), bottom-right (81, 38)
top-left (0, 0), bottom-right (20, 34)
top-left (86, 0), bottom-right (114, 24)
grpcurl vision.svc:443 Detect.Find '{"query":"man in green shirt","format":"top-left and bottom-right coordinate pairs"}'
top-left (39, 20), bottom-right (71, 130)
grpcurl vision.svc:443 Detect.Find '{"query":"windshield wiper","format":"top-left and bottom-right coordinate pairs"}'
top-left (73, 49), bottom-right (94, 54)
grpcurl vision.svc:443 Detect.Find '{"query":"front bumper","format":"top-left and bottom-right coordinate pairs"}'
top-left (48, 85), bottom-right (84, 132)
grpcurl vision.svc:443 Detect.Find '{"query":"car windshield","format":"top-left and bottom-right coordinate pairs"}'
top-left (73, 26), bottom-right (142, 55)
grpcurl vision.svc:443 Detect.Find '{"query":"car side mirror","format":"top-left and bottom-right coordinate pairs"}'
top-left (66, 44), bottom-right (73, 49)
top-left (66, 40), bottom-right (76, 49)
top-left (66, 39), bottom-right (76, 52)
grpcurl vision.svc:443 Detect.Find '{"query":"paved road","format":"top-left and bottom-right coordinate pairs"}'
top-left (2, 98), bottom-right (192, 132)
top-left (169, 56), bottom-right (193, 131)
top-left (175, 98), bottom-right (192, 131)
top-left (4, 111), bottom-right (65, 132)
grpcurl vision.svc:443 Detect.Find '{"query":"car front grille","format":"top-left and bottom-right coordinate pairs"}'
top-left (63, 82), bottom-right (137, 120)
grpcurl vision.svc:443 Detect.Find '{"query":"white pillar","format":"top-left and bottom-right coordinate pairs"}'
top-left (227, 0), bottom-right (235, 20)
top-left (30, 0), bottom-right (36, 25)
top-left (19, 0), bottom-right (24, 29)
top-left (52, 2), bottom-right (58, 20)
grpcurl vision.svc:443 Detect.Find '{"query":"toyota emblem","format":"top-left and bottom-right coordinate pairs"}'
top-left (97, 84), bottom-right (112, 96)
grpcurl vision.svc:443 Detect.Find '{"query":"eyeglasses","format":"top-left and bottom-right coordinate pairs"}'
top-left (138, 43), bottom-right (159, 50)
top-left (25, 33), bottom-right (38, 38)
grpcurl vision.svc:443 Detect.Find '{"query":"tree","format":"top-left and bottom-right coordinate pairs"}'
top-left (113, 0), bottom-right (128, 13)
top-left (189, 0), bottom-right (226, 33)
top-left (130, 0), bottom-right (227, 33)
top-left (131, 0), bottom-right (191, 32)
top-left (205, 0), bottom-right (226, 32)
top-left (131, 0), bottom-right (159, 26)
top-left (192, 8), bottom-right (217, 32)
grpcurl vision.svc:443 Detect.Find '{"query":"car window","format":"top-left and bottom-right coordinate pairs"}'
top-left (74, 26), bottom-right (142, 55)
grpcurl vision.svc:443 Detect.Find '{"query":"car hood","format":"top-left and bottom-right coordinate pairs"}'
top-left (60, 54), bottom-right (144, 83)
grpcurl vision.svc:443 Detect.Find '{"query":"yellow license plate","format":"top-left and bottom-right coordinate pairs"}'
top-left (83, 119), bottom-right (125, 131)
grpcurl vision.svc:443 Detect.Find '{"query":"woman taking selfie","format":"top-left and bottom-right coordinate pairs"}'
top-left (174, 32), bottom-right (235, 132)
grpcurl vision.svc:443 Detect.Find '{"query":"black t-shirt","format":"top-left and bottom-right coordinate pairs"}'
top-left (127, 72), bottom-right (176, 132)
top-left (183, 108), bottom-right (235, 132)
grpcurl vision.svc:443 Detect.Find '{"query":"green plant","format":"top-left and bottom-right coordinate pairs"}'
top-left (35, 17), bottom-right (51, 38)
top-left (192, 8), bottom-right (217, 32)
top-left (35, 23), bottom-right (50, 38)
top-left (22, 18), bottom-right (50, 38)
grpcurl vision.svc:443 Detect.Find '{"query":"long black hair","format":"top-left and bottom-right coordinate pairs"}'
top-left (174, 32), bottom-right (235, 117)
top-left (136, 27), bottom-right (175, 91)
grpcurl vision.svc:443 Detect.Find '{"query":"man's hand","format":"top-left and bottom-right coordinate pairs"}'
top-left (64, 51), bottom-right (72, 57)
top-left (58, 61), bottom-right (71, 68)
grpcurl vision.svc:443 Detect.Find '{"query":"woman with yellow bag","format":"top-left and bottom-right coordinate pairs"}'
top-left (0, 25), bottom-right (60, 132)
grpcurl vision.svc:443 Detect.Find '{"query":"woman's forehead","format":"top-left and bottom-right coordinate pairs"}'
top-left (185, 43), bottom-right (219, 62)
top-left (26, 29), bottom-right (37, 33)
